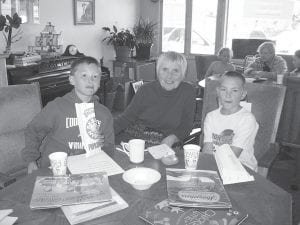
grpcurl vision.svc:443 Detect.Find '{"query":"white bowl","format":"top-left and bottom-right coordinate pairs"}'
top-left (122, 167), bottom-right (161, 190)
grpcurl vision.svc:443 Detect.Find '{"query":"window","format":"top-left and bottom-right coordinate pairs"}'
top-left (190, 0), bottom-right (217, 54)
top-left (226, 0), bottom-right (300, 55)
top-left (0, 0), bottom-right (40, 24)
top-left (162, 0), bottom-right (218, 54)
top-left (162, 0), bottom-right (300, 55)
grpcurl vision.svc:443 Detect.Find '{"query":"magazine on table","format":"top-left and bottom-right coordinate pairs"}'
top-left (61, 187), bottom-right (128, 225)
top-left (139, 199), bottom-right (248, 225)
top-left (30, 172), bottom-right (112, 209)
top-left (166, 168), bottom-right (232, 208)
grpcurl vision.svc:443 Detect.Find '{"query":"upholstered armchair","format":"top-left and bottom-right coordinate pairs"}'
top-left (0, 83), bottom-right (42, 188)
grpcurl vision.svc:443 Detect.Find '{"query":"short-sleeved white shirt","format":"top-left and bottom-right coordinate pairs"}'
top-left (204, 107), bottom-right (259, 171)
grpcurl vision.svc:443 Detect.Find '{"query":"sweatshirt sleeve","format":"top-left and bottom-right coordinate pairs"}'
top-left (113, 86), bottom-right (145, 134)
top-left (21, 101), bottom-right (57, 163)
top-left (172, 85), bottom-right (196, 141)
top-left (101, 109), bottom-right (115, 152)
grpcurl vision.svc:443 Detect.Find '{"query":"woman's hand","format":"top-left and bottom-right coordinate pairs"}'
top-left (161, 134), bottom-right (179, 148)
top-left (28, 161), bottom-right (38, 174)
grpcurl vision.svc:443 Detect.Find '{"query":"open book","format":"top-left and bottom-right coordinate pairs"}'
top-left (166, 168), bottom-right (232, 208)
top-left (61, 188), bottom-right (128, 225)
top-left (30, 172), bottom-right (112, 209)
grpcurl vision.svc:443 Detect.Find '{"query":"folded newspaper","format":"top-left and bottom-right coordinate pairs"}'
top-left (61, 187), bottom-right (128, 225)
top-left (214, 144), bottom-right (254, 185)
top-left (30, 172), bottom-right (112, 209)
top-left (75, 103), bottom-right (102, 157)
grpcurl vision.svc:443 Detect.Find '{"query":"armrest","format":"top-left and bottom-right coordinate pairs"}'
top-left (0, 172), bottom-right (16, 189)
top-left (182, 129), bottom-right (202, 146)
top-left (257, 142), bottom-right (280, 169)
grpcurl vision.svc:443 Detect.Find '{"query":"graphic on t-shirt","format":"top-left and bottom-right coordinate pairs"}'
top-left (212, 129), bottom-right (234, 146)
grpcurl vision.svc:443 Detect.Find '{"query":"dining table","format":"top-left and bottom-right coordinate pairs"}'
top-left (0, 147), bottom-right (292, 225)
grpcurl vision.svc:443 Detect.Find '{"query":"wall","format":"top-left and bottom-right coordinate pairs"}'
top-left (0, 0), bottom-right (140, 68)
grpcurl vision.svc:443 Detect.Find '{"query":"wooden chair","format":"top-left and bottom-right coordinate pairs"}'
top-left (200, 79), bottom-right (286, 177)
top-left (0, 83), bottom-right (42, 187)
top-left (195, 54), bottom-right (219, 81)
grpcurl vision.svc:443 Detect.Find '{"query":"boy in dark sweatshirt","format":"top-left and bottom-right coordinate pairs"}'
top-left (22, 56), bottom-right (114, 173)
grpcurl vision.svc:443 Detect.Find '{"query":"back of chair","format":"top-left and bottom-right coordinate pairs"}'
top-left (195, 55), bottom-right (219, 81)
top-left (201, 79), bottom-right (286, 160)
top-left (0, 83), bottom-right (42, 175)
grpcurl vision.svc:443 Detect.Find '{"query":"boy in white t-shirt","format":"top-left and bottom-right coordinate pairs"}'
top-left (203, 71), bottom-right (259, 171)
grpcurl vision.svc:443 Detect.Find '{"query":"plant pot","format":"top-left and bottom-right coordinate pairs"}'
top-left (114, 46), bottom-right (131, 59)
top-left (135, 43), bottom-right (152, 59)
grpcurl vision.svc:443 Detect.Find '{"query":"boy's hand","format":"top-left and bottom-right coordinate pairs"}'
top-left (28, 161), bottom-right (38, 174)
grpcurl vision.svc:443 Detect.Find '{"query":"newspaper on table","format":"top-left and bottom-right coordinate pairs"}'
top-left (0, 209), bottom-right (17, 225)
top-left (61, 187), bottom-right (128, 225)
top-left (30, 172), bottom-right (112, 209)
top-left (214, 144), bottom-right (254, 185)
top-left (67, 151), bottom-right (124, 176)
top-left (75, 103), bottom-right (102, 157)
top-left (147, 144), bottom-right (175, 159)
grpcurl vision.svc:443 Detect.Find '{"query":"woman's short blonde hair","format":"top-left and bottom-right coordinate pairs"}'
top-left (156, 51), bottom-right (187, 77)
top-left (257, 41), bottom-right (276, 54)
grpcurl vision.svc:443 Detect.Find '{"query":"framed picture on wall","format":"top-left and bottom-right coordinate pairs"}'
top-left (74, 0), bottom-right (95, 25)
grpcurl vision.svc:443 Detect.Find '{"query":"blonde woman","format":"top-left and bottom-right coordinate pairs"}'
top-left (114, 51), bottom-right (196, 147)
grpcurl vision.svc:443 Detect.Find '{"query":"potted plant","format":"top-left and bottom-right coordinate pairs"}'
top-left (102, 26), bottom-right (135, 59)
top-left (0, 13), bottom-right (22, 53)
top-left (133, 18), bottom-right (157, 59)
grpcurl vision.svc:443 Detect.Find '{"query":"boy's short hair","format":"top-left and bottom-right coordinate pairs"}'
top-left (218, 47), bottom-right (232, 57)
top-left (221, 71), bottom-right (246, 85)
top-left (295, 49), bottom-right (300, 58)
top-left (70, 56), bottom-right (101, 75)
top-left (156, 51), bottom-right (187, 76)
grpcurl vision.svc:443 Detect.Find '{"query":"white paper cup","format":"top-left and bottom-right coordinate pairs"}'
top-left (183, 144), bottom-right (201, 170)
top-left (277, 74), bottom-right (284, 84)
top-left (49, 152), bottom-right (68, 175)
top-left (122, 139), bottom-right (145, 163)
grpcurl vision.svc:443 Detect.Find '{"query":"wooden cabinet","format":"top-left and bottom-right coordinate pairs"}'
top-left (112, 58), bottom-right (156, 81)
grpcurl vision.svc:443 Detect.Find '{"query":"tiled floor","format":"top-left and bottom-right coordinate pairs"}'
top-left (269, 148), bottom-right (300, 225)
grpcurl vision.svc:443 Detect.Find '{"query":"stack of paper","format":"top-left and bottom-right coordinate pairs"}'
top-left (61, 188), bottom-right (128, 225)
top-left (67, 151), bottom-right (124, 176)
top-left (0, 209), bottom-right (17, 225)
top-left (147, 144), bottom-right (175, 159)
top-left (214, 144), bottom-right (254, 185)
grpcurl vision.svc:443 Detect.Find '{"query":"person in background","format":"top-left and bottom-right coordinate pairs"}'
top-left (202, 71), bottom-right (258, 171)
top-left (290, 49), bottom-right (300, 77)
top-left (114, 51), bottom-right (196, 148)
top-left (205, 47), bottom-right (235, 79)
top-left (22, 56), bottom-right (114, 173)
top-left (244, 41), bottom-right (287, 80)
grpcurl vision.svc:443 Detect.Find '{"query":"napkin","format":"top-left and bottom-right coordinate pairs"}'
top-left (214, 144), bottom-right (254, 185)
top-left (75, 103), bottom-right (102, 157)
top-left (147, 144), bottom-right (175, 159)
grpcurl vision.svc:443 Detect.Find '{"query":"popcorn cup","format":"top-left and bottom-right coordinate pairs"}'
top-left (49, 152), bottom-right (68, 176)
top-left (183, 144), bottom-right (201, 170)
